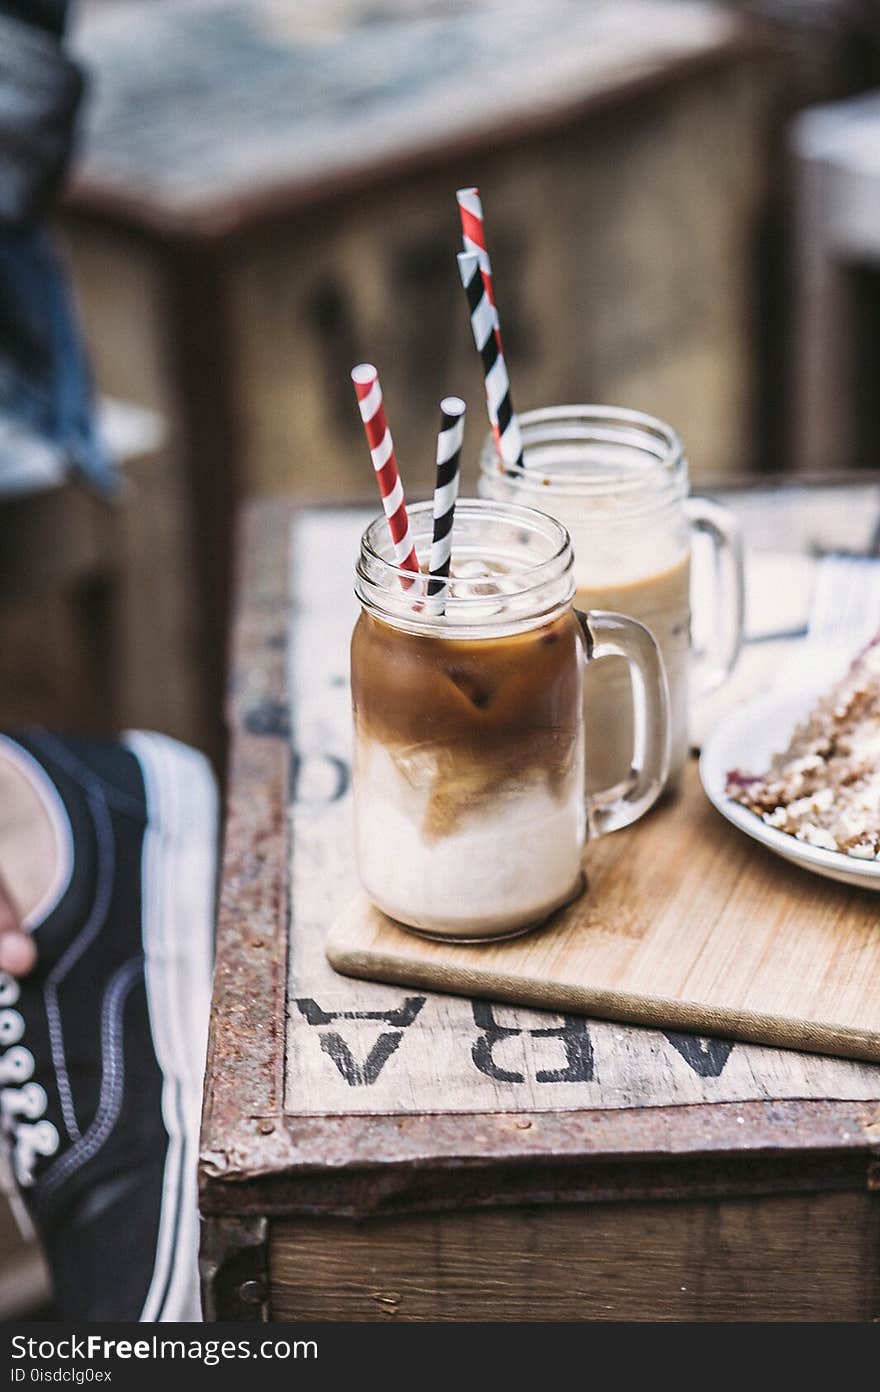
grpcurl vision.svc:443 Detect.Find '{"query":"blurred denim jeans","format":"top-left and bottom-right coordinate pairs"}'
top-left (0, 2), bottom-right (115, 498)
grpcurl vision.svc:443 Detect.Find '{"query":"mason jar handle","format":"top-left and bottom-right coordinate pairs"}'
top-left (577, 609), bottom-right (671, 837)
top-left (686, 497), bottom-right (745, 696)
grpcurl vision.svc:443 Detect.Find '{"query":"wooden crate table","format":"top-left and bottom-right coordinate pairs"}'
top-left (201, 485), bottom-right (880, 1323)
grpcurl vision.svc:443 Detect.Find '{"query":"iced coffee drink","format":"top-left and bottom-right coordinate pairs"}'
top-left (353, 605), bottom-right (585, 937)
top-left (480, 407), bottom-right (742, 798)
top-left (351, 500), bottom-right (670, 939)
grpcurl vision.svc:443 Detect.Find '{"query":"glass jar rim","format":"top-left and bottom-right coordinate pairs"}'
top-left (355, 498), bottom-right (576, 637)
top-left (479, 404), bottom-right (688, 505)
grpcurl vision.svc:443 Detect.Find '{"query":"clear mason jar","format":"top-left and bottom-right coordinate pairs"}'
top-left (479, 407), bottom-right (743, 794)
top-left (351, 499), bottom-right (670, 941)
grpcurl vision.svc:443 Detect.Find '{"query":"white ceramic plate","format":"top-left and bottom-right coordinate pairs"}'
top-left (699, 685), bottom-right (880, 891)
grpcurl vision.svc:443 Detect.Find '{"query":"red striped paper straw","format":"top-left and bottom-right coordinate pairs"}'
top-left (457, 186), bottom-right (521, 457)
top-left (351, 364), bottom-right (420, 581)
top-left (456, 187), bottom-right (500, 341)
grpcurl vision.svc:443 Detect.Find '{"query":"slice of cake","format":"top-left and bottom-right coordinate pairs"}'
top-left (727, 634), bottom-right (880, 859)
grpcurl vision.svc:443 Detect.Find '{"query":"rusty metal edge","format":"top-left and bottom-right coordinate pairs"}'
top-left (202, 1151), bottom-right (879, 1222)
top-left (200, 1098), bottom-right (880, 1219)
top-left (200, 499), bottom-right (880, 1220)
top-left (200, 500), bottom-right (291, 1206)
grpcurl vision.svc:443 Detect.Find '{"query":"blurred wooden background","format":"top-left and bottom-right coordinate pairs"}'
top-left (62, 1), bottom-right (778, 500)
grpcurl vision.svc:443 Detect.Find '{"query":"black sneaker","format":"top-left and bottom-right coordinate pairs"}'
top-left (0, 730), bottom-right (216, 1321)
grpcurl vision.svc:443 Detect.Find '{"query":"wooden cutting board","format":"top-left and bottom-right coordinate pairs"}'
top-left (327, 761), bottom-right (880, 1062)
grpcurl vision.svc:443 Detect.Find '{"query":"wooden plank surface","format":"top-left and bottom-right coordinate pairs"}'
top-left (328, 759), bottom-right (880, 1062)
top-left (270, 1190), bottom-right (880, 1321)
top-left (286, 505), bottom-right (880, 1116)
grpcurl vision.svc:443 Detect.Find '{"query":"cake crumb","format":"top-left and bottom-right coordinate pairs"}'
top-left (727, 634), bottom-right (880, 857)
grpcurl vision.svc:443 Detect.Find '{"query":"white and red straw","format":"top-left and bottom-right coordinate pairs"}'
top-left (456, 188), bottom-right (524, 476)
top-left (456, 187), bottom-right (500, 339)
top-left (351, 363), bottom-right (420, 581)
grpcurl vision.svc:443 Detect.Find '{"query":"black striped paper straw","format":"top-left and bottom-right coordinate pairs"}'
top-left (457, 251), bottom-right (524, 478)
top-left (427, 396), bottom-right (466, 608)
top-left (456, 187), bottom-right (501, 341)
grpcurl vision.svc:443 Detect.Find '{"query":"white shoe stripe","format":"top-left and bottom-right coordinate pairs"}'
top-left (125, 732), bottom-right (217, 1324)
